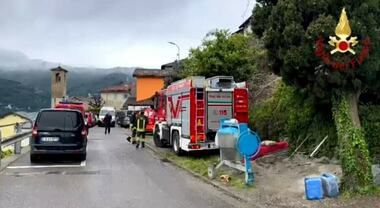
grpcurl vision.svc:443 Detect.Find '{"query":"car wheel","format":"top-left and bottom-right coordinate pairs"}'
top-left (153, 126), bottom-right (164, 148)
top-left (172, 131), bottom-right (183, 156)
top-left (30, 154), bottom-right (39, 163)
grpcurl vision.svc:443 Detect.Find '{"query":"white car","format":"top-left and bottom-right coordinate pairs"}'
top-left (98, 107), bottom-right (116, 127)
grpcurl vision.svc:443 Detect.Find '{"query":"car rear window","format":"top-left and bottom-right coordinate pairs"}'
top-left (37, 111), bottom-right (82, 130)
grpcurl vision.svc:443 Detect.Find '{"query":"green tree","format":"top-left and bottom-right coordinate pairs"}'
top-left (182, 29), bottom-right (257, 81)
top-left (252, 0), bottom-right (380, 192)
top-left (88, 95), bottom-right (104, 114)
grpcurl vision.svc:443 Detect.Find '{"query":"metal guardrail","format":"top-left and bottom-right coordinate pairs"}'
top-left (0, 130), bottom-right (32, 167)
top-left (0, 121), bottom-right (32, 129)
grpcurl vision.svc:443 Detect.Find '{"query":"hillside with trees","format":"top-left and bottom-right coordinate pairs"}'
top-left (0, 78), bottom-right (50, 114)
top-left (0, 68), bottom-right (134, 113)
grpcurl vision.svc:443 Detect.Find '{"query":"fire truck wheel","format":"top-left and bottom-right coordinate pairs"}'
top-left (172, 131), bottom-right (184, 156)
top-left (153, 126), bottom-right (164, 148)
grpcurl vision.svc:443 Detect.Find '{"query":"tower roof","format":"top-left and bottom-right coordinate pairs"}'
top-left (51, 66), bottom-right (68, 72)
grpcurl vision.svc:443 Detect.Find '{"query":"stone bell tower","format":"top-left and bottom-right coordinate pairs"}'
top-left (51, 66), bottom-right (68, 107)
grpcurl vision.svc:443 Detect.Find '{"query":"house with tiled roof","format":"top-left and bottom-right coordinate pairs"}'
top-left (100, 84), bottom-right (130, 110)
top-left (234, 15), bottom-right (253, 35)
top-left (160, 59), bottom-right (185, 71)
top-left (0, 112), bottom-right (33, 140)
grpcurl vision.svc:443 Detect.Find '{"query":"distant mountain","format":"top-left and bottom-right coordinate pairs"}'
top-left (67, 71), bottom-right (134, 96)
top-left (0, 48), bottom-right (136, 112)
top-left (0, 48), bottom-right (60, 71)
top-left (0, 67), bottom-right (135, 96)
top-left (0, 78), bottom-right (50, 113)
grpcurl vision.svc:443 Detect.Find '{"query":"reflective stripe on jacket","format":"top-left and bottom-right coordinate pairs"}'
top-left (136, 117), bottom-right (146, 132)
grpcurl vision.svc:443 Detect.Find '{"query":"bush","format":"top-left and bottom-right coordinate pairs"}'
top-left (251, 81), bottom-right (380, 160)
top-left (0, 149), bottom-right (13, 159)
top-left (251, 81), bottom-right (338, 158)
top-left (250, 81), bottom-right (292, 140)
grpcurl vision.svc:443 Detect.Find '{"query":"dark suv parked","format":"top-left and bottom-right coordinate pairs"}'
top-left (30, 109), bottom-right (87, 162)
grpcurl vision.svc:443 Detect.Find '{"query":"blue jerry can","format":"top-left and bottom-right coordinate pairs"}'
top-left (304, 177), bottom-right (324, 200)
top-left (321, 173), bottom-right (339, 197)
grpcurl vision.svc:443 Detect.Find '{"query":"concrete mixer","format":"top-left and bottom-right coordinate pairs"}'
top-left (208, 119), bottom-right (261, 185)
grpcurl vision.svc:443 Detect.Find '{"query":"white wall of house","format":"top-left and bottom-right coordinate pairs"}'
top-left (101, 92), bottom-right (128, 110)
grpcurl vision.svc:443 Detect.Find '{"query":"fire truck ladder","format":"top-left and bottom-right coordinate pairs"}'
top-left (195, 88), bottom-right (205, 143)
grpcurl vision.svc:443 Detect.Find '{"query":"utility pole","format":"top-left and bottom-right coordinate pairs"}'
top-left (168, 41), bottom-right (180, 70)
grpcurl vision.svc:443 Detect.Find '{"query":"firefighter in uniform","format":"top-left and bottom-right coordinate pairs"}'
top-left (136, 111), bottom-right (148, 148)
top-left (127, 112), bottom-right (137, 144)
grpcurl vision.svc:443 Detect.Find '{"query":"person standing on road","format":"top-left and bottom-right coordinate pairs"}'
top-left (127, 112), bottom-right (137, 144)
top-left (103, 112), bottom-right (112, 135)
top-left (136, 111), bottom-right (148, 149)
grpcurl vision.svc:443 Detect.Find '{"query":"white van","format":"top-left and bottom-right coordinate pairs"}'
top-left (99, 107), bottom-right (116, 127)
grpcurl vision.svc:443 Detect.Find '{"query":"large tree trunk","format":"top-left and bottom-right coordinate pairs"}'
top-left (332, 92), bottom-right (373, 193)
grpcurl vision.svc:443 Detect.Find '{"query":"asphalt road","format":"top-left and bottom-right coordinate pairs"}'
top-left (0, 127), bottom-right (242, 208)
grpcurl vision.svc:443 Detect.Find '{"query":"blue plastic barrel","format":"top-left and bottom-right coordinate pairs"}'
top-left (304, 177), bottom-right (324, 200)
top-left (321, 173), bottom-right (339, 197)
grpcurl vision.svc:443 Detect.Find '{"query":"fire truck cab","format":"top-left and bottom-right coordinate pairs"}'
top-left (153, 76), bottom-right (249, 155)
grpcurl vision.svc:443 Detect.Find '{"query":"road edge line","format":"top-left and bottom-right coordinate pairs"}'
top-left (145, 143), bottom-right (248, 203)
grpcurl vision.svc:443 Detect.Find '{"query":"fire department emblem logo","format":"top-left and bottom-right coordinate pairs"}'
top-left (315, 8), bottom-right (370, 71)
top-left (328, 8), bottom-right (358, 54)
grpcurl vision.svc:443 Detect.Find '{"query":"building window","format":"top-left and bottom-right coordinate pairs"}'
top-left (55, 73), bottom-right (61, 82)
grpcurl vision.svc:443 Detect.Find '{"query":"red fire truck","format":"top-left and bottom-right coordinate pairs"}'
top-left (144, 108), bottom-right (155, 133)
top-left (152, 76), bottom-right (249, 155)
top-left (55, 101), bottom-right (86, 115)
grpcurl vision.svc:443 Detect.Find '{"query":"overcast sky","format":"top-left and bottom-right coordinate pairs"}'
top-left (0, 0), bottom-right (255, 68)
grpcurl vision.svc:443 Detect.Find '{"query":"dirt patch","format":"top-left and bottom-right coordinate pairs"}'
top-left (146, 138), bottom-right (379, 207)
top-left (220, 153), bottom-right (380, 208)
top-left (254, 154), bottom-right (341, 199)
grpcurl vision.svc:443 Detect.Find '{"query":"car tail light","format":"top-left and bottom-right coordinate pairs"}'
top-left (32, 125), bottom-right (38, 139)
top-left (190, 135), bottom-right (196, 143)
top-left (81, 129), bottom-right (87, 140)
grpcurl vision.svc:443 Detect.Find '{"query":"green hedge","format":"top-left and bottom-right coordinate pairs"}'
top-left (250, 81), bottom-right (337, 158)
